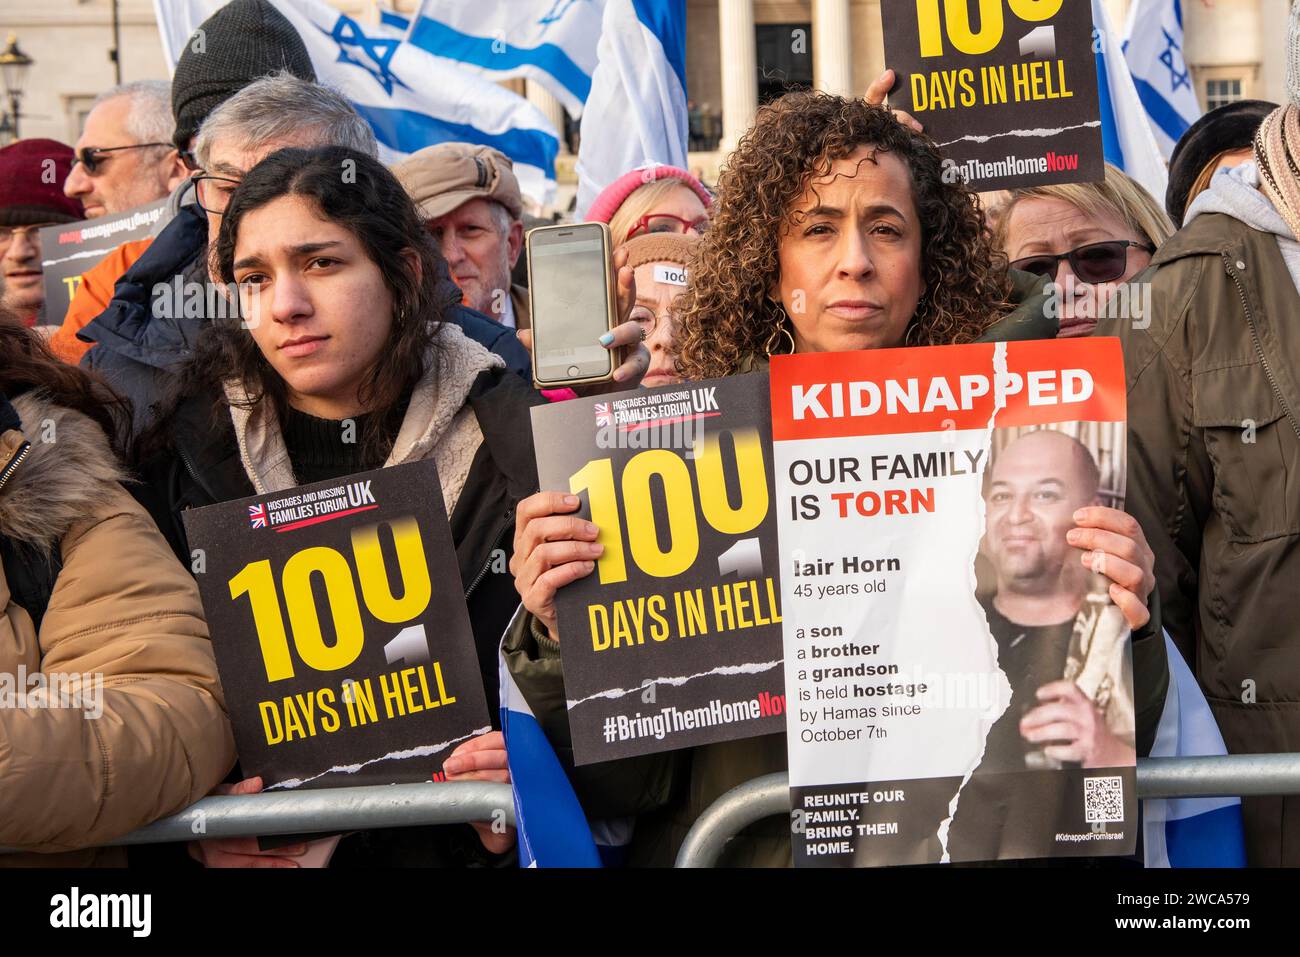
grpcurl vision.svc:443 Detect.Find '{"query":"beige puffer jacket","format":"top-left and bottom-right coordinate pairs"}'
top-left (0, 393), bottom-right (236, 865)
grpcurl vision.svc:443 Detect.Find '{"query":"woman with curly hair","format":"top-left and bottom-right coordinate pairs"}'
top-left (671, 91), bottom-right (1053, 379)
top-left (503, 93), bottom-right (1170, 867)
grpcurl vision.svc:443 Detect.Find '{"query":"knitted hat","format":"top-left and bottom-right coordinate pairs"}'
top-left (171, 0), bottom-right (317, 150)
top-left (622, 232), bottom-right (699, 272)
top-left (393, 143), bottom-right (524, 220)
top-left (586, 165), bottom-right (712, 224)
top-left (0, 139), bottom-right (84, 226)
top-left (1166, 100), bottom-right (1277, 224)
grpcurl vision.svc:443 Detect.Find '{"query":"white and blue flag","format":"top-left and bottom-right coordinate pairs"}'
top-left (498, 608), bottom-right (631, 867)
top-left (575, 0), bottom-right (689, 217)
top-left (1091, 0), bottom-right (1170, 202)
top-left (1122, 0), bottom-right (1203, 159)
top-left (1142, 635), bottom-right (1247, 868)
top-left (153, 0), bottom-right (560, 203)
top-left (381, 1), bottom-right (605, 119)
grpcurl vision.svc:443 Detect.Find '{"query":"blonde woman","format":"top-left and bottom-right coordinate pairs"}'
top-left (995, 164), bottom-right (1173, 338)
top-left (586, 165), bottom-right (712, 248)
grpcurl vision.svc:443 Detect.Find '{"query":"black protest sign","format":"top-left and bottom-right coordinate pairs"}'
top-left (37, 199), bottom-right (170, 323)
top-left (183, 459), bottom-right (490, 790)
top-left (883, 0), bottom-right (1103, 190)
top-left (532, 375), bottom-right (786, 766)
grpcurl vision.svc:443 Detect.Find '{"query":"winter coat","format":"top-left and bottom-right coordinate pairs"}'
top-left (1098, 163), bottom-right (1300, 866)
top-left (0, 393), bottom-right (236, 865)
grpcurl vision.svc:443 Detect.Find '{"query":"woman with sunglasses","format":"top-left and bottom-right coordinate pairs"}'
top-left (995, 164), bottom-right (1174, 339)
top-left (506, 94), bottom-right (1169, 867)
top-left (586, 164), bottom-right (713, 248)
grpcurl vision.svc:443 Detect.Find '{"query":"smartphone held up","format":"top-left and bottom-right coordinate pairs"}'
top-left (526, 222), bottom-right (619, 389)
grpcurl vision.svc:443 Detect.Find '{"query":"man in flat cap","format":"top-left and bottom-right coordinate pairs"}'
top-left (393, 143), bottom-right (530, 330)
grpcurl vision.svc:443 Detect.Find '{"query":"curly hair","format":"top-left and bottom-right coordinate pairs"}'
top-left (672, 92), bottom-right (1012, 380)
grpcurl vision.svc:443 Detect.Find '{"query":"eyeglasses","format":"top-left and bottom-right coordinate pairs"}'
top-left (71, 143), bottom-right (173, 175)
top-left (629, 303), bottom-right (662, 339)
top-left (192, 174), bottom-right (242, 218)
top-left (626, 213), bottom-right (709, 240)
top-left (1009, 240), bottom-right (1154, 285)
top-left (0, 223), bottom-right (59, 251)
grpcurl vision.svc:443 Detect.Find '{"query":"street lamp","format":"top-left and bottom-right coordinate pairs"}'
top-left (0, 34), bottom-right (34, 141)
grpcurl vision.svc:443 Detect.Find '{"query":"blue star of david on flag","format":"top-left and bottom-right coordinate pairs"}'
top-left (1158, 28), bottom-right (1191, 93)
top-left (539, 0), bottom-right (590, 28)
top-left (319, 14), bottom-right (409, 95)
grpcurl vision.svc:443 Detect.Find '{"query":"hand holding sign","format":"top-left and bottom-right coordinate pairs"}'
top-left (1066, 506), bottom-right (1155, 629)
top-left (183, 461), bottom-right (491, 792)
top-left (510, 491), bottom-right (602, 645)
top-left (864, 69), bottom-right (925, 134)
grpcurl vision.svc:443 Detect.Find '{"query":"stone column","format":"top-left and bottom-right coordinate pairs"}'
top-left (814, 0), bottom-right (853, 97)
top-left (719, 0), bottom-right (758, 153)
top-left (527, 79), bottom-right (571, 155)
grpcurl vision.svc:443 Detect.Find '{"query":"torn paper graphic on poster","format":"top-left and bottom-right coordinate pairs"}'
top-left (771, 338), bottom-right (1138, 866)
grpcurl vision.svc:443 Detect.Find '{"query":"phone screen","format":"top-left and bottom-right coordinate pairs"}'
top-left (530, 231), bottom-right (613, 382)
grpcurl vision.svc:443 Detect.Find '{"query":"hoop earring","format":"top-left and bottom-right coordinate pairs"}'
top-left (764, 300), bottom-right (796, 357)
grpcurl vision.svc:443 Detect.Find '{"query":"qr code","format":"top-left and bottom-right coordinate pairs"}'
top-left (1084, 775), bottom-right (1125, 823)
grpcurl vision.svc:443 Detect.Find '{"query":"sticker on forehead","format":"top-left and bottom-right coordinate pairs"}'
top-left (653, 263), bottom-right (688, 287)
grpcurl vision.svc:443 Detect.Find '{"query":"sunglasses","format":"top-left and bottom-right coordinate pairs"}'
top-left (626, 213), bottom-right (709, 240)
top-left (1009, 240), bottom-right (1154, 285)
top-left (72, 143), bottom-right (173, 175)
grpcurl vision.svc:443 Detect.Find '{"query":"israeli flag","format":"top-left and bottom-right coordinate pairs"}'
top-left (1122, 0), bottom-right (1203, 159)
top-left (153, 0), bottom-right (560, 204)
top-left (1092, 0), bottom-right (1169, 203)
top-left (381, 1), bottom-right (605, 119)
top-left (498, 607), bottom-right (631, 867)
top-left (575, 0), bottom-right (689, 218)
top-left (1142, 635), bottom-right (1247, 868)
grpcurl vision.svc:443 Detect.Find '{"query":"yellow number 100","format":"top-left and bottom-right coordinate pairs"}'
top-left (570, 429), bottom-right (769, 585)
top-left (228, 517), bottom-right (432, 682)
top-left (917, 0), bottom-right (1062, 57)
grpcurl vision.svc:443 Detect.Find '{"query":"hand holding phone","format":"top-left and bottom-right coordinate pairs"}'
top-left (526, 222), bottom-right (620, 388)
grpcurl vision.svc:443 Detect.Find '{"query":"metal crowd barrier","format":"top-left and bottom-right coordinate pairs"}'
top-left (11, 755), bottom-right (1300, 862)
top-left (102, 781), bottom-right (514, 846)
top-left (675, 754), bottom-right (1300, 867)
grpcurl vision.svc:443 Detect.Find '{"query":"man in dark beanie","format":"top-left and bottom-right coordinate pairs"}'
top-left (1165, 99), bottom-right (1278, 226)
top-left (0, 139), bottom-right (84, 325)
top-left (50, 0), bottom-right (317, 360)
top-left (170, 0), bottom-right (316, 157)
top-left (76, 0), bottom-right (318, 424)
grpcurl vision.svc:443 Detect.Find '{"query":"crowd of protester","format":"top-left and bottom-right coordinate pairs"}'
top-left (2, 0), bottom-right (1299, 868)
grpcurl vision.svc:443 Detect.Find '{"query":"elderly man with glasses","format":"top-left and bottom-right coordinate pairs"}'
top-left (62, 81), bottom-right (188, 220)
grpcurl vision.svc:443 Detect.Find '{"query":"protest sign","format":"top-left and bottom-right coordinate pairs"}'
top-left (37, 198), bottom-right (171, 322)
top-left (532, 375), bottom-right (786, 765)
top-left (882, 0), bottom-right (1103, 190)
top-left (771, 337), bottom-right (1137, 865)
top-left (182, 459), bottom-right (491, 790)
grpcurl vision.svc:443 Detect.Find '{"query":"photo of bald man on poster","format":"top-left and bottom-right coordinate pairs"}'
top-left (975, 427), bottom-right (1136, 773)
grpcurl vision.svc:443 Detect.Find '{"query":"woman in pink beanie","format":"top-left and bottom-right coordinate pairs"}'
top-left (586, 164), bottom-right (712, 248)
